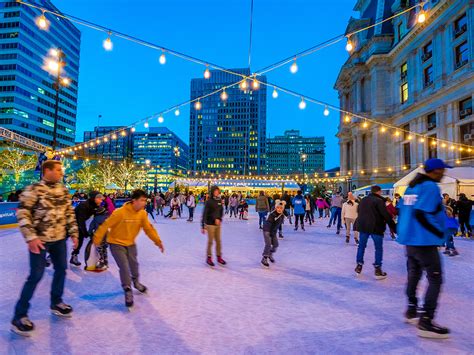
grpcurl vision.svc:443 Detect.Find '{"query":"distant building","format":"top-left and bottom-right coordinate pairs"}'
top-left (189, 68), bottom-right (267, 175)
top-left (266, 130), bottom-right (325, 175)
top-left (83, 126), bottom-right (132, 162)
top-left (0, 0), bottom-right (81, 147)
top-left (335, 0), bottom-right (473, 189)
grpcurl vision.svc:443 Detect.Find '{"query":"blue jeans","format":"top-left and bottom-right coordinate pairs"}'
top-left (188, 207), bottom-right (194, 219)
top-left (356, 232), bottom-right (384, 267)
top-left (14, 239), bottom-right (68, 320)
top-left (258, 211), bottom-right (268, 226)
top-left (328, 207), bottom-right (342, 230)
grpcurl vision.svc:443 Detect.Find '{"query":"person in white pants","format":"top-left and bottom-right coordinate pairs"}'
top-left (342, 198), bottom-right (359, 244)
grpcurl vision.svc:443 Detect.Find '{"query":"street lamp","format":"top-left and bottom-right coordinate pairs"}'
top-left (44, 48), bottom-right (69, 151)
top-left (173, 145), bottom-right (181, 175)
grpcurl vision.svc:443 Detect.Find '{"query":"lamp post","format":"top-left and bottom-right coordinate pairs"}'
top-left (173, 145), bottom-right (180, 175)
top-left (45, 48), bottom-right (69, 151)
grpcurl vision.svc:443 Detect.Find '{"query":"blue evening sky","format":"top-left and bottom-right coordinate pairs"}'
top-left (57, 0), bottom-right (357, 169)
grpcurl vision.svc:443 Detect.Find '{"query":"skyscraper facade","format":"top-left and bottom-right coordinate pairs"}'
top-left (0, 0), bottom-right (80, 148)
top-left (266, 130), bottom-right (325, 175)
top-left (83, 126), bottom-right (132, 162)
top-left (189, 68), bottom-right (267, 175)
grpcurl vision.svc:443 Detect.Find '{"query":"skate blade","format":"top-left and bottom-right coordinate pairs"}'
top-left (11, 326), bottom-right (33, 337)
top-left (261, 264), bottom-right (270, 269)
top-left (405, 317), bottom-right (419, 325)
top-left (375, 275), bottom-right (388, 280)
top-left (50, 310), bottom-right (73, 318)
top-left (417, 329), bottom-right (449, 339)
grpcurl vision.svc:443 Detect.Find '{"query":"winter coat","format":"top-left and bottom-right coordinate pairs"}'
top-left (342, 201), bottom-right (358, 220)
top-left (331, 195), bottom-right (343, 208)
top-left (186, 195), bottom-right (196, 208)
top-left (292, 195), bottom-right (306, 215)
top-left (229, 197), bottom-right (239, 207)
top-left (386, 203), bottom-right (397, 218)
top-left (75, 192), bottom-right (102, 239)
top-left (201, 197), bottom-right (224, 227)
top-left (263, 211), bottom-right (286, 236)
top-left (356, 193), bottom-right (396, 235)
top-left (456, 198), bottom-right (473, 218)
top-left (316, 198), bottom-right (329, 209)
top-left (255, 195), bottom-right (270, 212)
top-left (397, 173), bottom-right (447, 246)
top-left (305, 198), bottom-right (312, 211)
top-left (17, 180), bottom-right (78, 243)
top-left (104, 196), bottom-right (115, 215)
top-left (282, 194), bottom-right (292, 208)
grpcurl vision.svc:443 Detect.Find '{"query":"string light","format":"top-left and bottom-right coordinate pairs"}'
top-left (362, 121), bottom-right (369, 128)
top-left (272, 87), bottom-right (278, 98)
top-left (345, 38), bottom-right (353, 52)
top-left (131, 127), bottom-right (136, 133)
top-left (220, 89), bottom-right (228, 101)
top-left (323, 106), bottom-right (330, 116)
top-left (441, 143), bottom-right (447, 148)
top-left (394, 130), bottom-right (401, 137)
top-left (380, 126), bottom-right (387, 133)
top-left (290, 58), bottom-right (298, 74)
top-left (194, 100), bottom-right (202, 110)
top-left (240, 80), bottom-right (248, 90)
top-left (419, 137), bottom-right (425, 143)
top-left (112, 133), bottom-right (117, 140)
top-left (204, 66), bottom-right (211, 79)
top-left (174, 108), bottom-right (180, 116)
top-left (299, 97), bottom-right (306, 110)
top-left (158, 115), bottom-right (164, 123)
top-left (159, 51), bottom-right (166, 64)
top-left (61, 77), bottom-right (70, 86)
top-left (344, 115), bottom-right (351, 123)
top-left (417, 9), bottom-right (426, 24)
top-left (103, 32), bottom-right (113, 51)
top-left (144, 121), bottom-right (149, 128)
top-left (36, 11), bottom-right (49, 30)
top-left (103, 137), bottom-right (108, 142)
top-left (407, 135), bottom-right (413, 140)
top-left (120, 130), bottom-right (126, 137)
top-left (252, 78), bottom-right (260, 89)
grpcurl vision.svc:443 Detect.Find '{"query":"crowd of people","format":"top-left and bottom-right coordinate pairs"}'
top-left (7, 158), bottom-right (473, 340)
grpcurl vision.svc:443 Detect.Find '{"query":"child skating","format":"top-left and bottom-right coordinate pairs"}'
top-left (93, 190), bottom-right (164, 310)
top-left (261, 200), bottom-right (286, 268)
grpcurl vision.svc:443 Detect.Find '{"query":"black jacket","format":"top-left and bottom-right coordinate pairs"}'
top-left (457, 198), bottom-right (473, 218)
top-left (201, 197), bottom-right (224, 228)
top-left (282, 194), bottom-right (292, 208)
top-left (356, 193), bottom-right (396, 235)
top-left (75, 198), bottom-right (99, 238)
top-left (263, 211), bottom-right (285, 235)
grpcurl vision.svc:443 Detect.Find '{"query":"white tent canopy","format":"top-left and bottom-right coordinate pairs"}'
top-left (393, 167), bottom-right (474, 198)
top-left (168, 179), bottom-right (300, 192)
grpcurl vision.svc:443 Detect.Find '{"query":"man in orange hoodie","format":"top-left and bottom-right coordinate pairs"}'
top-left (93, 189), bottom-right (164, 309)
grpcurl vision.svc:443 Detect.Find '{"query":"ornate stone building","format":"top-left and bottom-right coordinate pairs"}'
top-left (335, 0), bottom-right (473, 190)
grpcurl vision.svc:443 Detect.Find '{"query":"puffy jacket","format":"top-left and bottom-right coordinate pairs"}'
top-left (342, 201), bottom-right (358, 220)
top-left (75, 192), bottom-right (101, 239)
top-left (17, 180), bottom-right (78, 243)
top-left (201, 197), bottom-right (224, 227)
top-left (397, 173), bottom-right (447, 246)
top-left (255, 195), bottom-right (270, 212)
top-left (456, 198), bottom-right (473, 218)
top-left (292, 195), bottom-right (306, 215)
top-left (316, 198), bottom-right (329, 209)
top-left (263, 211), bottom-right (286, 235)
top-left (356, 193), bottom-right (395, 235)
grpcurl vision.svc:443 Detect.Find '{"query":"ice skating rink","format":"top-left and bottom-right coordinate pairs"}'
top-left (1, 207), bottom-right (473, 354)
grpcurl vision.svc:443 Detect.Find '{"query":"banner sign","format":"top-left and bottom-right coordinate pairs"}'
top-left (0, 202), bottom-right (19, 226)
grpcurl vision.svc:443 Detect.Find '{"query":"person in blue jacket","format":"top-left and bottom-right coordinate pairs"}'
top-left (397, 158), bottom-right (451, 339)
top-left (292, 190), bottom-right (306, 231)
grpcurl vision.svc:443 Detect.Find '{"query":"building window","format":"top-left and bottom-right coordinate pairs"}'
top-left (400, 62), bottom-right (408, 81)
top-left (455, 41), bottom-right (468, 69)
top-left (360, 78), bottom-right (365, 111)
top-left (460, 122), bottom-right (474, 159)
top-left (428, 135), bottom-right (437, 159)
top-left (427, 112), bottom-right (436, 131)
top-left (459, 97), bottom-right (472, 120)
top-left (423, 65), bottom-right (433, 87)
top-left (454, 13), bottom-right (467, 38)
top-left (403, 124), bottom-right (410, 140)
top-left (422, 41), bottom-right (433, 62)
top-left (400, 83), bottom-right (408, 104)
top-left (397, 22), bottom-right (403, 42)
top-left (403, 143), bottom-right (411, 167)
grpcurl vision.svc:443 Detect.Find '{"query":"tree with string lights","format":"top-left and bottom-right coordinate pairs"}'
top-left (0, 145), bottom-right (37, 189)
top-left (76, 160), bottom-right (97, 191)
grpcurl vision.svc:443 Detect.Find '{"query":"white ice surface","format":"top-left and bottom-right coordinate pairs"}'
top-left (1, 206), bottom-right (473, 354)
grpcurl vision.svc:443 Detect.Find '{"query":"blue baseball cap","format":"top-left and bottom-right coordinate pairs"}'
top-left (424, 158), bottom-right (453, 172)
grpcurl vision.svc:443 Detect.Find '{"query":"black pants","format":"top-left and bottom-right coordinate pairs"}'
top-left (406, 246), bottom-right (442, 319)
top-left (72, 230), bottom-right (87, 256)
top-left (459, 215), bottom-right (472, 234)
top-left (294, 214), bottom-right (304, 229)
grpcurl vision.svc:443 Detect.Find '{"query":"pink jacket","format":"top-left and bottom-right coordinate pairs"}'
top-left (315, 198), bottom-right (329, 209)
top-left (104, 196), bottom-right (116, 216)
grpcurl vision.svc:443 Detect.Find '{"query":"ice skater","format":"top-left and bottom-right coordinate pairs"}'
top-left (261, 200), bottom-right (286, 268)
top-left (11, 160), bottom-right (79, 336)
top-left (93, 189), bottom-right (165, 309)
top-left (201, 186), bottom-right (226, 267)
top-left (292, 190), bottom-right (306, 231)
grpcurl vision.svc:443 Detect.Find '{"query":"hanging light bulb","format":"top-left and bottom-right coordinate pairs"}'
top-left (158, 115), bottom-right (164, 123)
top-left (120, 130), bottom-right (126, 137)
top-left (103, 32), bottom-right (113, 51)
top-left (344, 115), bottom-right (351, 123)
top-left (323, 106), bottom-right (330, 116)
top-left (131, 127), bottom-right (136, 133)
top-left (272, 87), bottom-right (278, 99)
top-left (159, 51), bottom-right (166, 65)
top-left (345, 38), bottom-right (353, 52)
top-left (112, 133), bottom-right (117, 140)
top-left (380, 126), bottom-right (387, 133)
top-left (204, 66), bottom-right (211, 79)
top-left (441, 143), bottom-right (447, 148)
top-left (36, 11), bottom-right (49, 30)
top-left (362, 121), bottom-right (369, 128)
top-left (290, 58), bottom-right (298, 74)
top-left (299, 97), bottom-right (306, 110)
top-left (240, 80), bottom-right (248, 90)
top-left (252, 78), bottom-right (260, 89)
top-left (220, 89), bottom-right (228, 101)
top-left (144, 121), bottom-right (149, 128)
top-left (175, 108), bottom-right (180, 116)
top-left (194, 100), bottom-right (202, 110)
top-left (419, 137), bottom-right (425, 143)
top-left (417, 9), bottom-right (426, 24)
top-left (103, 137), bottom-right (109, 142)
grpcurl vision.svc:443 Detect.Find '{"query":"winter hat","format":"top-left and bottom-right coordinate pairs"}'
top-left (274, 199), bottom-right (286, 207)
